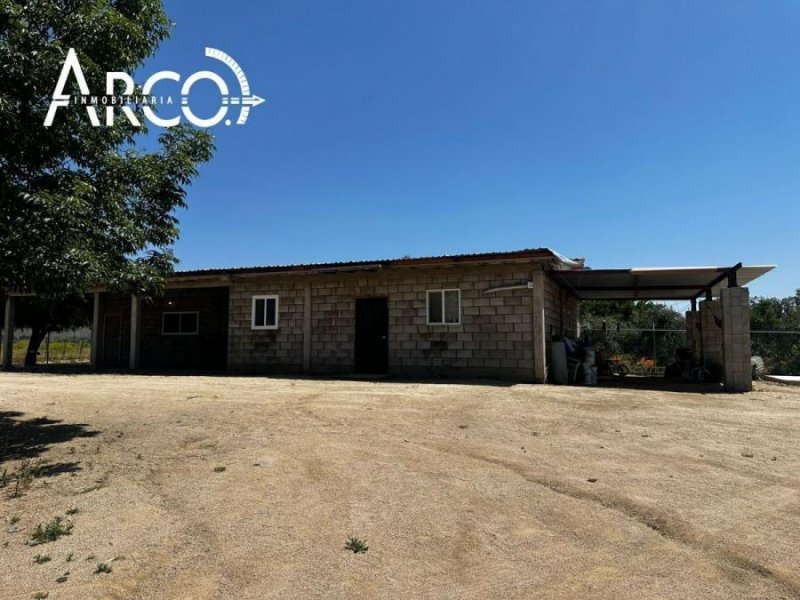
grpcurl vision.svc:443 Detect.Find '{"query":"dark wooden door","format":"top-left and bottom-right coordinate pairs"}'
top-left (354, 298), bottom-right (389, 374)
top-left (102, 315), bottom-right (122, 365)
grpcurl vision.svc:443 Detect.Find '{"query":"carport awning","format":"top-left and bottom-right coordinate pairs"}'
top-left (551, 264), bottom-right (775, 301)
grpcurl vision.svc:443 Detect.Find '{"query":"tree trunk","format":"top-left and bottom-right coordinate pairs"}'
top-left (24, 328), bottom-right (47, 366)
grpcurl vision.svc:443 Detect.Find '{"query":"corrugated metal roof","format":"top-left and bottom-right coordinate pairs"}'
top-left (551, 264), bottom-right (776, 301)
top-left (172, 247), bottom-right (565, 278)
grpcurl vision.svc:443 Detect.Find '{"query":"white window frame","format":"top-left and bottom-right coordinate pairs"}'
top-left (161, 311), bottom-right (199, 336)
top-left (426, 289), bottom-right (461, 325)
top-left (251, 295), bottom-right (279, 330)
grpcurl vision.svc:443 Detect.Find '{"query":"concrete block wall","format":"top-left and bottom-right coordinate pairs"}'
top-left (138, 287), bottom-right (228, 370)
top-left (382, 266), bottom-right (534, 378)
top-left (721, 287), bottom-right (752, 392)
top-left (225, 263), bottom-right (561, 379)
top-left (685, 311), bottom-right (699, 358)
top-left (700, 300), bottom-right (723, 366)
top-left (228, 278), bottom-right (307, 373)
top-left (544, 275), bottom-right (579, 340)
top-left (309, 276), bottom-right (358, 372)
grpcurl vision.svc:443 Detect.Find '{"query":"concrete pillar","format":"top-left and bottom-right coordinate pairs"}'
top-left (721, 287), bottom-right (752, 393)
top-left (699, 299), bottom-right (723, 366)
top-left (302, 282), bottom-right (311, 373)
top-left (531, 269), bottom-right (547, 383)
top-left (129, 295), bottom-right (140, 370)
top-left (90, 292), bottom-right (101, 371)
top-left (685, 310), bottom-right (699, 359)
top-left (2, 297), bottom-right (15, 369)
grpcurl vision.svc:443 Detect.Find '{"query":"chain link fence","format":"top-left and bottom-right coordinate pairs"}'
top-left (3, 328), bottom-right (92, 366)
top-left (580, 326), bottom-right (800, 377)
top-left (579, 326), bottom-right (687, 376)
top-left (751, 330), bottom-right (800, 376)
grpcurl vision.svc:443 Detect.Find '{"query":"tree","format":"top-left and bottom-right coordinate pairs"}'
top-left (750, 290), bottom-right (800, 375)
top-left (580, 300), bottom-right (686, 366)
top-left (0, 0), bottom-right (214, 364)
top-left (7, 295), bottom-right (90, 365)
top-left (0, 0), bottom-right (214, 299)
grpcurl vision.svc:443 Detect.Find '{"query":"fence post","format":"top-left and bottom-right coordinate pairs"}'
top-left (2, 297), bottom-right (14, 369)
top-left (652, 323), bottom-right (657, 366)
top-left (90, 292), bottom-right (100, 371)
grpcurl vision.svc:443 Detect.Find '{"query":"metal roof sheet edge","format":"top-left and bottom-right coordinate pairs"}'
top-left (171, 247), bottom-right (569, 277)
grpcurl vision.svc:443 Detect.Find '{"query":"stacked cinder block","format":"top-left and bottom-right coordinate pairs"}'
top-left (720, 287), bottom-right (752, 392)
top-left (685, 310), bottom-right (699, 359)
top-left (700, 300), bottom-right (723, 366)
top-left (223, 263), bottom-right (580, 380)
top-left (138, 287), bottom-right (228, 369)
top-left (227, 279), bottom-right (306, 372)
top-left (543, 276), bottom-right (579, 340)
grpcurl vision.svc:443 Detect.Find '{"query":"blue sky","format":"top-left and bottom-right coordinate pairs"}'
top-left (141, 1), bottom-right (799, 297)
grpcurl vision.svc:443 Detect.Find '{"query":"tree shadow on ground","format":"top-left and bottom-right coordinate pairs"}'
top-left (0, 411), bottom-right (99, 465)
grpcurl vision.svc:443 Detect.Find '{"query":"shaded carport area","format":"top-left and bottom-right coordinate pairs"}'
top-left (1, 285), bottom-right (229, 373)
top-left (550, 263), bottom-right (775, 392)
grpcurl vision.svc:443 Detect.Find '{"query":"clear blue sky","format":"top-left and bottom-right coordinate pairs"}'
top-left (141, 1), bottom-right (799, 297)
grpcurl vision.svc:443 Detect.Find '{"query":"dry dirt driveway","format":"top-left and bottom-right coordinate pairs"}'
top-left (1, 373), bottom-right (799, 599)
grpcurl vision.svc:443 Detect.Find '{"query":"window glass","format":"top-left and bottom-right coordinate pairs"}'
top-left (252, 296), bottom-right (278, 329)
top-left (163, 313), bottom-right (180, 334)
top-left (444, 290), bottom-right (460, 323)
top-left (163, 312), bottom-right (198, 334)
top-left (181, 312), bottom-right (198, 334)
top-left (254, 298), bottom-right (266, 327)
top-left (428, 291), bottom-right (443, 323)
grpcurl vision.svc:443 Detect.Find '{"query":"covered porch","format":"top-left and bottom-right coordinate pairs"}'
top-left (2, 283), bottom-right (229, 372)
top-left (551, 263), bottom-right (775, 392)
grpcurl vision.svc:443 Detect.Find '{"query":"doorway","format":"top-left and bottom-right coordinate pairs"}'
top-left (354, 297), bottom-right (389, 374)
top-left (102, 314), bottom-right (123, 365)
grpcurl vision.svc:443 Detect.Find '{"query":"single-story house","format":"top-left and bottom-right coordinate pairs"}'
top-left (0, 248), bottom-right (775, 391)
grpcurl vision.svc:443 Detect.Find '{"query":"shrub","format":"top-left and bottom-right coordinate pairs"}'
top-left (30, 517), bottom-right (73, 545)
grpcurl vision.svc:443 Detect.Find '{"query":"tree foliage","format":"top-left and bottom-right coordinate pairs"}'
top-left (750, 290), bottom-right (800, 375)
top-left (0, 0), bottom-right (215, 300)
top-left (580, 300), bottom-right (686, 366)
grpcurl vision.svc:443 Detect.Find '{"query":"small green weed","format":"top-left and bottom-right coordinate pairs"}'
top-left (65, 507), bottom-right (79, 515)
top-left (33, 592), bottom-right (48, 599)
top-left (95, 562), bottom-right (112, 574)
top-left (10, 516), bottom-right (20, 525)
top-left (9, 460), bottom-right (42, 498)
top-left (65, 553), bottom-right (74, 562)
top-left (213, 466), bottom-right (226, 473)
top-left (34, 554), bottom-right (51, 564)
top-left (344, 536), bottom-right (369, 554)
top-left (30, 517), bottom-right (73, 545)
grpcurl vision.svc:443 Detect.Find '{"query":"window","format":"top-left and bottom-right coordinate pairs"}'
top-left (427, 289), bottom-right (461, 325)
top-left (162, 311), bottom-right (199, 335)
top-left (252, 295), bottom-right (279, 330)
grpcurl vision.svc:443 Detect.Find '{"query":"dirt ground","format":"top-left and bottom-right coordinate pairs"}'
top-left (1, 373), bottom-right (799, 600)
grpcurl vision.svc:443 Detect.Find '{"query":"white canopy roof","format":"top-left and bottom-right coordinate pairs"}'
top-left (551, 264), bottom-right (775, 301)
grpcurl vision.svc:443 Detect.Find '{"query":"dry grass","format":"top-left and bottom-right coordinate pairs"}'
top-left (1, 373), bottom-right (799, 599)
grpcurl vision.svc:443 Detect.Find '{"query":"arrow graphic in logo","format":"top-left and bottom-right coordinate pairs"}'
top-left (204, 47), bottom-right (265, 125)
